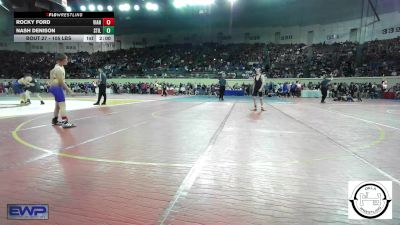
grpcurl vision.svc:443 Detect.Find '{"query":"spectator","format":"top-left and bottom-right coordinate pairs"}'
top-left (0, 38), bottom-right (398, 79)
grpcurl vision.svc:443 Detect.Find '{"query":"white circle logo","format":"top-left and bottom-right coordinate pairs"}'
top-left (349, 182), bottom-right (391, 219)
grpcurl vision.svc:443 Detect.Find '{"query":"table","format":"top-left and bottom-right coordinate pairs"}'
top-left (95, 87), bottom-right (113, 94)
top-left (157, 90), bottom-right (175, 95)
top-left (225, 90), bottom-right (245, 96)
top-left (301, 90), bottom-right (323, 98)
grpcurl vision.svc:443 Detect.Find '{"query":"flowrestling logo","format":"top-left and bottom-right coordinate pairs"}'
top-left (348, 181), bottom-right (392, 219)
top-left (7, 204), bottom-right (49, 220)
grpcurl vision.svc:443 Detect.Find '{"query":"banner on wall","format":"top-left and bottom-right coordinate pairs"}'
top-left (382, 26), bottom-right (400, 35)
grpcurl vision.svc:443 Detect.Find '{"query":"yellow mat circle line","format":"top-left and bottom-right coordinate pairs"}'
top-left (12, 113), bottom-right (385, 168)
top-left (12, 117), bottom-right (192, 168)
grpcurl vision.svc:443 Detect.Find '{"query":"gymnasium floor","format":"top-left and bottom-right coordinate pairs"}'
top-left (0, 94), bottom-right (399, 225)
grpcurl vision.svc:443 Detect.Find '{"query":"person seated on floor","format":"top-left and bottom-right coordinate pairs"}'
top-left (290, 82), bottom-right (297, 97)
top-left (333, 92), bottom-right (354, 102)
top-left (282, 83), bottom-right (289, 97)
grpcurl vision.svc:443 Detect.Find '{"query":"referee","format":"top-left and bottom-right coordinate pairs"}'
top-left (218, 74), bottom-right (226, 101)
top-left (320, 74), bottom-right (333, 103)
top-left (94, 68), bottom-right (107, 105)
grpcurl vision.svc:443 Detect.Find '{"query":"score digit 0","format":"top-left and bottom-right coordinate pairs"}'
top-left (103, 26), bottom-right (114, 34)
top-left (102, 18), bottom-right (115, 26)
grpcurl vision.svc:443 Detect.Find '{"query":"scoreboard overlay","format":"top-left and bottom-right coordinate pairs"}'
top-left (14, 12), bottom-right (114, 43)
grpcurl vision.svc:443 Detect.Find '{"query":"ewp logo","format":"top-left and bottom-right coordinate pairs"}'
top-left (7, 204), bottom-right (49, 220)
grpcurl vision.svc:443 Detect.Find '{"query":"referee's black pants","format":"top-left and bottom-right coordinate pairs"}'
top-left (96, 84), bottom-right (107, 104)
top-left (321, 87), bottom-right (328, 103)
top-left (162, 88), bottom-right (167, 96)
top-left (219, 85), bottom-right (226, 100)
